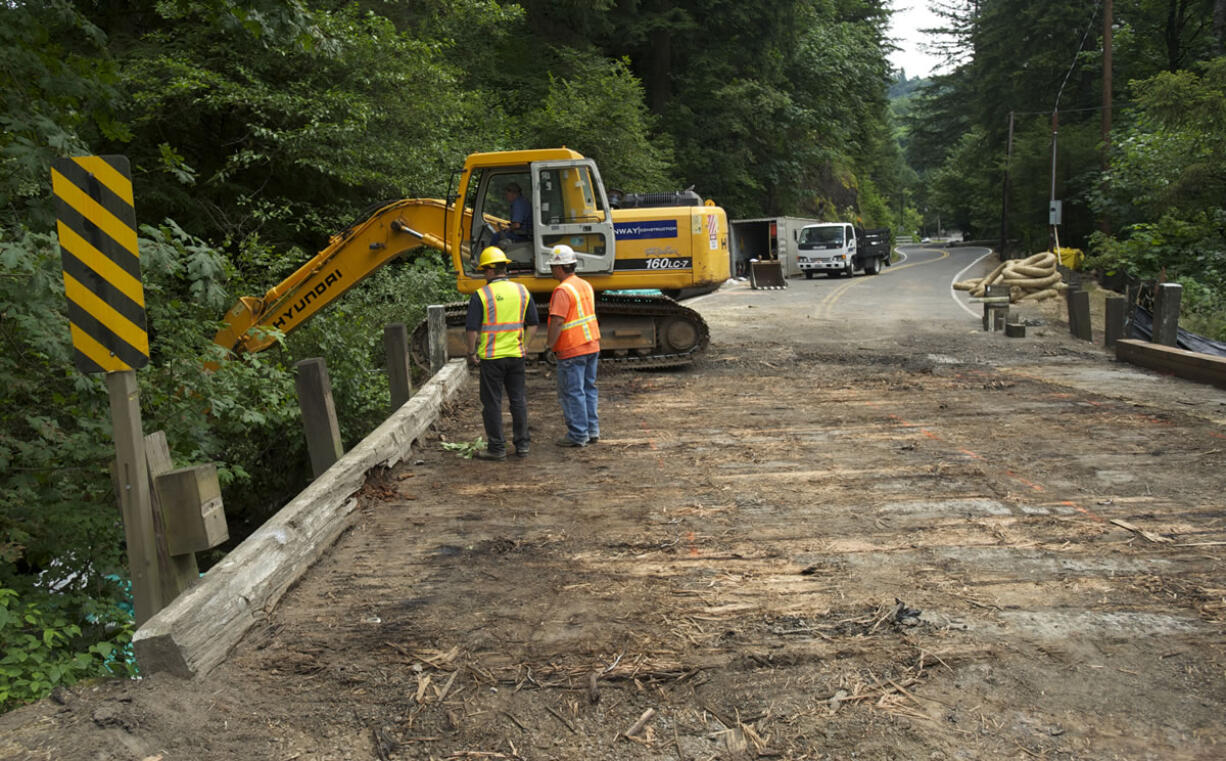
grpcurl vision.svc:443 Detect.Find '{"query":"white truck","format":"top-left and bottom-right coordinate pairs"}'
top-left (796, 223), bottom-right (892, 278)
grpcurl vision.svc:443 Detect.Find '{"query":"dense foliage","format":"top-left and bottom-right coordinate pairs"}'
top-left (2, 0), bottom-right (904, 709)
top-left (905, 0), bottom-right (1226, 335)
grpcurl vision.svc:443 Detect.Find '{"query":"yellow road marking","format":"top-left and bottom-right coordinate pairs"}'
top-left (815, 249), bottom-right (951, 320)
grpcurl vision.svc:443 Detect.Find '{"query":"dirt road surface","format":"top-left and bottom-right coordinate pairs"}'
top-left (5, 246), bottom-right (1226, 761)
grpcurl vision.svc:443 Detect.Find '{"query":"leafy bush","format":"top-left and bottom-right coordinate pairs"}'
top-left (0, 586), bottom-right (136, 711)
top-left (1089, 59), bottom-right (1226, 338)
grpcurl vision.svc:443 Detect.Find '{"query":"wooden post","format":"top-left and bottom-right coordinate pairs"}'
top-left (295, 358), bottom-right (344, 478)
top-left (1104, 296), bottom-right (1127, 347)
top-left (427, 304), bottom-right (448, 374)
top-left (1153, 282), bottom-right (1182, 346)
top-left (106, 370), bottom-right (161, 626)
top-left (1069, 290), bottom-right (1092, 341)
top-left (144, 431), bottom-right (200, 603)
top-left (1065, 287), bottom-right (1081, 338)
top-left (384, 323), bottom-right (413, 411)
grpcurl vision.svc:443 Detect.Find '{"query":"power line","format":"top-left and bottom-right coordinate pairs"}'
top-left (1054, 0), bottom-right (1104, 112)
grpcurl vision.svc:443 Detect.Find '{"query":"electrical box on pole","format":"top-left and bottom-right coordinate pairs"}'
top-left (1049, 200), bottom-right (1063, 226)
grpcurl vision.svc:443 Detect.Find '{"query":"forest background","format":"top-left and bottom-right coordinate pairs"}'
top-left (1, 0), bottom-right (1223, 712)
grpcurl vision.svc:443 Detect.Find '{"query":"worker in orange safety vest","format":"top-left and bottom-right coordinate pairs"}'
top-left (545, 244), bottom-right (601, 447)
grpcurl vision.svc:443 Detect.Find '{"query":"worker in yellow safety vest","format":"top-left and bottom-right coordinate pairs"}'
top-left (465, 246), bottom-right (539, 460)
top-left (545, 244), bottom-right (601, 447)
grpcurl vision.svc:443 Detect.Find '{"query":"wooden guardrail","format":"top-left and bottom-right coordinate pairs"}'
top-left (1115, 340), bottom-right (1226, 390)
top-left (133, 329), bottom-right (468, 677)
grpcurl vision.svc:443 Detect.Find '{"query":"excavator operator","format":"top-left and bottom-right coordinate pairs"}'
top-left (491, 182), bottom-right (532, 247)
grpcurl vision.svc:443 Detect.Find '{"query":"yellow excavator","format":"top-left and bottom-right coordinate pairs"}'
top-left (213, 148), bottom-right (730, 368)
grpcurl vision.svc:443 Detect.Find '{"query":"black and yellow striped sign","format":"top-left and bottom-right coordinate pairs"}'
top-left (51, 155), bottom-right (149, 373)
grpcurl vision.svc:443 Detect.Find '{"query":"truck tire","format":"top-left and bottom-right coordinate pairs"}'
top-left (804, 270), bottom-right (814, 279)
top-left (865, 257), bottom-right (880, 275)
top-left (843, 263), bottom-right (854, 277)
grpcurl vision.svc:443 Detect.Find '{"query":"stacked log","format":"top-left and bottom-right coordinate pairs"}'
top-left (953, 252), bottom-right (1066, 303)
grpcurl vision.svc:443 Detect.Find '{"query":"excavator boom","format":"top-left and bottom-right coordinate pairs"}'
top-left (214, 199), bottom-right (456, 355)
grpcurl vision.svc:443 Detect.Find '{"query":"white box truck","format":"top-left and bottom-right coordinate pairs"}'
top-left (729, 216), bottom-right (820, 278)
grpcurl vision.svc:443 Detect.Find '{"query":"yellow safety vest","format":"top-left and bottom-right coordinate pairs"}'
top-left (476, 279), bottom-right (531, 359)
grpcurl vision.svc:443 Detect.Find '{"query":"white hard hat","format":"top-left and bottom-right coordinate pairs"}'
top-left (547, 244), bottom-right (577, 266)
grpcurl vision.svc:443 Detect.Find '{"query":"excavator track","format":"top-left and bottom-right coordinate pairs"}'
top-left (411, 294), bottom-right (709, 372)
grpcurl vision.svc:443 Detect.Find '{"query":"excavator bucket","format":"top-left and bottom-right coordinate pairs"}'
top-left (749, 260), bottom-right (787, 290)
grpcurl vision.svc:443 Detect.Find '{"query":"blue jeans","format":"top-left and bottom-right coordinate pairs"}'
top-left (556, 352), bottom-right (599, 444)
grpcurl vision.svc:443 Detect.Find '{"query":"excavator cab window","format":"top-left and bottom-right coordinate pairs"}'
top-left (466, 167), bottom-right (534, 274)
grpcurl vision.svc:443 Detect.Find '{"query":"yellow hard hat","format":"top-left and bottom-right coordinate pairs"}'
top-left (479, 246), bottom-right (511, 269)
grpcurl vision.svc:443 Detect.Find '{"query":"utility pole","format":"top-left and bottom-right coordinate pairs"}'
top-left (1101, 0), bottom-right (1113, 235)
top-left (1049, 106), bottom-right (1062, 252)
top-left (1000, 110), bottom-right (1015, 258)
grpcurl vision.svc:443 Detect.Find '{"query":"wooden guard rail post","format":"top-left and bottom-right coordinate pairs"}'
top-left (295, 357), bottom-right (344, 479)
top-left (384, 322), bottom-right (413, 411)
top-left (1153, 283), bottom-right (1182, 347)
top-left (427, 304), bottom-right (448, 373)
top-left (1069, 290), bottom-right (1092, 341)
top-left (1105, 296), bottom-right (1126, 348)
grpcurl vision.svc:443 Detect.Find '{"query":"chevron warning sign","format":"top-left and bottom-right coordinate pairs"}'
top-left (51, 155), bottom-right (149, 373)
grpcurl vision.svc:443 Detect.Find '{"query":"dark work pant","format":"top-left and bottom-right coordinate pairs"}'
top-left (478, 356), bottom-right (529, 453)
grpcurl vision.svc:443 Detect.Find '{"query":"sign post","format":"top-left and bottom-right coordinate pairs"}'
top-left (51, 155), bottom-right (161, 625)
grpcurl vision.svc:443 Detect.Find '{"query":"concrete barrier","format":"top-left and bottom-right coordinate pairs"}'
top-left (133, 360), bottom-right (469, 678)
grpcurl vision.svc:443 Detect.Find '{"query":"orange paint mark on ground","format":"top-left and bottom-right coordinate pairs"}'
top-left (1005, 471), bottom-right (1045, 492)
top-left (1063, 500), bottom-right (1106, 523)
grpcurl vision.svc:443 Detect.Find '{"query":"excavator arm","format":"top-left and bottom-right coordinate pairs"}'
top-left (213, 198), bottom-right (464, 355)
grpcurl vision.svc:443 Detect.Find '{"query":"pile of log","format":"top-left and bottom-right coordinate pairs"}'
top-left (954, 251), bottom-right (1066, 303)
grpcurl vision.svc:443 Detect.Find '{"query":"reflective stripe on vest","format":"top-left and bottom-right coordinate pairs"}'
top-left (477, 279), bottom-right (530, 359)
top-left (555, 276), bottom-right (600, 355)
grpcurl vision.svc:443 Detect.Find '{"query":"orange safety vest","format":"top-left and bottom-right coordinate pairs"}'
top-left (552, 275), bottom-right (600, 359)
top-left (476, 279), bottom-right (531, 359)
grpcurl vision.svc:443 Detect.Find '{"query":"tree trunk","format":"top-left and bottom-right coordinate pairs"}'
top-left (648, 28), bottom-right (672, 114)
top-left (1215, 0), bottom-right (1226, 55)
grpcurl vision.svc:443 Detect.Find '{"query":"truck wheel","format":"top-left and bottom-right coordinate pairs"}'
top-left (865, 258), bottom-right (880, 275)
top-left (843, 263), bottom-right (854, 277)
top-left (804, 270), bottom-right (814, 279)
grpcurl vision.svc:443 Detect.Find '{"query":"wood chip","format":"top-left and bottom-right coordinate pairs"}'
top-left (544, 704), bottom-right (576, 734)
top-left (1110, 518), bottom-right (1173, 543)
top-left (622, 707), bottom-right (657, 738)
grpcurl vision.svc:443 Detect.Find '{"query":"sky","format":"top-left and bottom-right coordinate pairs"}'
top-left (888, 1), bottom-right (945, 79)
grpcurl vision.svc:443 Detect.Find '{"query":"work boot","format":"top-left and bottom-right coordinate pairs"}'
top-left (554, 436), bottom-right (586, 448)
top-left (474, 449), bottom-right (506, 461)
top-left (587, 436), bottom-right (599, 444)
top-left (514, 446), bottom-right (530, 458)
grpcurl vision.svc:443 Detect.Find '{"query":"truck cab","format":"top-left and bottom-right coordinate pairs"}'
top-left (797, 223), bottom-right (856, 278)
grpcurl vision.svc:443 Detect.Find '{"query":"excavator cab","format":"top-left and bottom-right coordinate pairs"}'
top-left (462, 156), bottom-right (615, 278)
